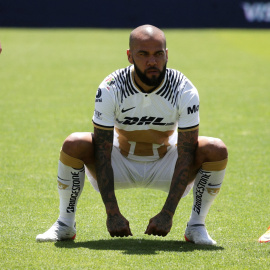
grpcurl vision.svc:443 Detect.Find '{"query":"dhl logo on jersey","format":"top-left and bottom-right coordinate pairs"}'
top-left (116, 116), bottom-right (174, 126)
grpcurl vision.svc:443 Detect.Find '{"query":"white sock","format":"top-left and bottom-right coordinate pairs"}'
top-left (188, 158), bottom-right (227, 226)
top-left (57, 150), bottom-right (85, 227)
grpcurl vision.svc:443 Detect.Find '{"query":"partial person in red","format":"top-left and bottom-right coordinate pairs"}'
top-left (259, 226), bottom-right (270, 243)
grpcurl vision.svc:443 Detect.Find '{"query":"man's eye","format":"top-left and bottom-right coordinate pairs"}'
top-left (156, 52), bottom-right (164, 56)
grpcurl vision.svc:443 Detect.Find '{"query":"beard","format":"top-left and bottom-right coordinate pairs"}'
top-left (133, 60), bottom-right (167, 88)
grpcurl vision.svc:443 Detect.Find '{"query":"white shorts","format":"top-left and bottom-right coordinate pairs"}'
top-left (85, 146), bottom-right (193, 198)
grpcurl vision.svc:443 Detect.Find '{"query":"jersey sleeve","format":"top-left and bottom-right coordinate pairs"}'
top-left (178, 79), bottom-right (200, 131)
top-left (92, 76), bottom-right (115, 130)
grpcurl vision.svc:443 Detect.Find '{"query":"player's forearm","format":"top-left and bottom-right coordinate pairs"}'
top-left (94, 127), bottom-right (120, 215)
top-left (162, 129), bottom-right (198, 215)
top-left (96, 163), bottom-right (120, 215)
top-left (162, 159), bottom-right (192, 216)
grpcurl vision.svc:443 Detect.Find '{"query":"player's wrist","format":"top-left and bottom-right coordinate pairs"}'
top-left (161, 208), bottom-right (174, 218)
top-left (105, 202), bottom-right (120, 215)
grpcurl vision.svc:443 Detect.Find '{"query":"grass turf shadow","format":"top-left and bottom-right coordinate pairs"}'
top-left (55, 239), bottom-right (224, 255)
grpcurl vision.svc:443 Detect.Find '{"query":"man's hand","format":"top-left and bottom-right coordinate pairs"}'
top-left (107, 212), bottom-right (133, 237)
top-left (144, 210), bottom-right (173, 237)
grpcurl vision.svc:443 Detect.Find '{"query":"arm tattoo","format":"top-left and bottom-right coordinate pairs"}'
top-left (94, 127), bottom-right (118, 210)
top-left (163, 129), bottom-right (198, 215)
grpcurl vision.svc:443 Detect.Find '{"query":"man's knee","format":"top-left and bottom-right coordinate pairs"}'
top-left (62, 132), bottom-right (94, 163)
top-left (212, 138), bottom-right (228, 160)
top-left (198, 136), bottom-right (228, 163)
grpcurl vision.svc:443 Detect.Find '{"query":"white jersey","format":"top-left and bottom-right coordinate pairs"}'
top-left (92, 65), bottom-right (199, 162)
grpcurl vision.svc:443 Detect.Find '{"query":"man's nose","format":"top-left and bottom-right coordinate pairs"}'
top-left (147, 55), bottom-right (157, 66)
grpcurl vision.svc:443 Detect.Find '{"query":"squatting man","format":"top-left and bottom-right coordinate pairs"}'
top-left (36, 25), bottom-right (228, 245)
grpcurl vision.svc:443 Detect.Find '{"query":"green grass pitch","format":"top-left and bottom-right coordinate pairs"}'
top-left (0, 28), bottom-right (270, 269)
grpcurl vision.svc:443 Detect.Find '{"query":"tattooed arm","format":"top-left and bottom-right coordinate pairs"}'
top-left (145, 128), bottom-right (198, 236)
top-left (94, 127), bottom-right (132, 237)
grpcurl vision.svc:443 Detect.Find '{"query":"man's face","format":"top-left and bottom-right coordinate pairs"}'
top-left (133, 57), bottom-right (167, 88)
top-left (127, 38), bottom-right (168, 89)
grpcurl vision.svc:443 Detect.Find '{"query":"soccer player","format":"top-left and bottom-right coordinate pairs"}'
top-left (36, 25), bottom-right (228, 245)
top-left (0, 42), bottom-right (2, 54)
top-left (258, 226), bottom-right (270, 243)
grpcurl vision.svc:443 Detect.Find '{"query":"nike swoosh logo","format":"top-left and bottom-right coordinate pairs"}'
top-left (208, 183), bottom-right (222, 187)
top-left (58, 176), bottom-right (71, 182)
top-left (121, 107), bottom-right (135, 113)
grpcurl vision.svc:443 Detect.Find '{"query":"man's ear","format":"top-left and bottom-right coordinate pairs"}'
top-left (127, 49), bottom-right (134, 64)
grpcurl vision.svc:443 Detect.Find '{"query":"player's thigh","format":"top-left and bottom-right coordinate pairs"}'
top-left (145, 147), bottom-right (194, 197)
top-left (145, 147), bottom-right (177, 192)
top-left (86, 146), bottom-right (139, 191)
top-left (111, 147), bottom-right (142, 189)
